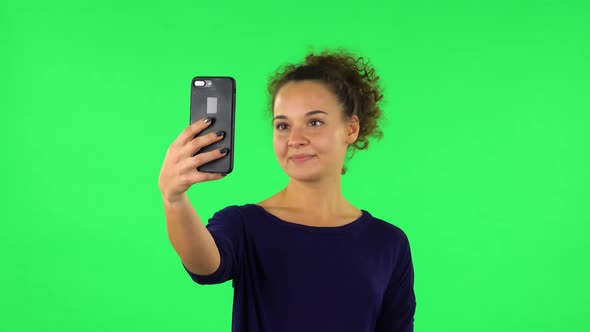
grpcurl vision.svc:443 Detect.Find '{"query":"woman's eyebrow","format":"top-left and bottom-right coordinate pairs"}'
top-left (273, 110), bottom-right (328, 121)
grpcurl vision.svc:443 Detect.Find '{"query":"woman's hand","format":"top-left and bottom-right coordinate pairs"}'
top-left (158, 117), bottom-right (228, 203)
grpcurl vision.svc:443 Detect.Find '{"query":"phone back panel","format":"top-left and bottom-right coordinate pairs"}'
top-left (189, 76), bottom-right (235, 174)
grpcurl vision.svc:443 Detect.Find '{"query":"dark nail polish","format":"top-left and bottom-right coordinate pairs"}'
top-left (216, 131), bottom-right (225, 137)
top-left (204, 117), bottom-right (214, 123)
top-left (220, 148), bottom-right (229, 154)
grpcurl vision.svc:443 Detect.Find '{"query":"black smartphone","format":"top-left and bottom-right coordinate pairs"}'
top-left (189, 76), bottom-right (236, 174)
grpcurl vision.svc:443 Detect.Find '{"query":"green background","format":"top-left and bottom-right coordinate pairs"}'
top-left (1, 0), bottom-right (588, 331)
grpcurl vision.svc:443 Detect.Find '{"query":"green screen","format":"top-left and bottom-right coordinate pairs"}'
top-left (1, 0), bottom-right (588, 331)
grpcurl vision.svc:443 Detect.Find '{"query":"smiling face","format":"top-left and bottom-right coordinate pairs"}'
top-left (272, 80), bottom-right (359, 182)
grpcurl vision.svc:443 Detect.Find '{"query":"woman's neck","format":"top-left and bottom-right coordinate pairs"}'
top-left (276, 177), bottom-right (353, 217)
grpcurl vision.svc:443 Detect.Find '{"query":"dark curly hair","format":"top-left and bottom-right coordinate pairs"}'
top-left (266, 48), bottom-right (385, 175)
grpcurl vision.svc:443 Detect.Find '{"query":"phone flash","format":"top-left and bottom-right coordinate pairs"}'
top-left (194, 80), bottom-right (212, 87)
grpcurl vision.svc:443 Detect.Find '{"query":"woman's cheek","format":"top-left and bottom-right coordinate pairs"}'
top-left (273, 137), bottom-right (288, 156)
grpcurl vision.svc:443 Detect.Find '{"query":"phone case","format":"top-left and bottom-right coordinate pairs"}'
top-left (189, 76), bottom-right (236, 174)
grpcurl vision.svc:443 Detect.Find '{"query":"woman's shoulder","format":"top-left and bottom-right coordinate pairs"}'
top-left (253, 195), bottom-right (280, 209)
top-left (364, 211), bottom-right (411, 248)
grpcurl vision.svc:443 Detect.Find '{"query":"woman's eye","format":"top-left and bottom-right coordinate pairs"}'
top-left (275, 120), bottom-right (322, 131)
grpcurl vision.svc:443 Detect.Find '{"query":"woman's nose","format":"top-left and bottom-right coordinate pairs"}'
top-left (288, 126), bottom-right (308, 147)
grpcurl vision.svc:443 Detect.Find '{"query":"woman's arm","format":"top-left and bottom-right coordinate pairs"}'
top-left (375, 234), bottom-right (416, 331)
top-left (163, 193), bottom-right (220, 275)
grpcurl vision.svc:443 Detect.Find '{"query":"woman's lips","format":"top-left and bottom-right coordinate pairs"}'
top-left (290, 155), bottom-right (315, 163)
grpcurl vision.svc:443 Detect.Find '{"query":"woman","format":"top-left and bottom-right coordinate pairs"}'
top-left (159, 49), bottom-right (416, 332)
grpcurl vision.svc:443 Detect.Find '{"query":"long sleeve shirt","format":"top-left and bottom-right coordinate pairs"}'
top-left (182, 203), bottom-right (416, 332)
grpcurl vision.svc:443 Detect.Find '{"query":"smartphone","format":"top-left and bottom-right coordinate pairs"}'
top-left (189, 76), bottom-right (236, 174)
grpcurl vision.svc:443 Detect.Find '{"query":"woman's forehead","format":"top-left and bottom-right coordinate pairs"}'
top-left (274, 81), bottom-right (340, 116)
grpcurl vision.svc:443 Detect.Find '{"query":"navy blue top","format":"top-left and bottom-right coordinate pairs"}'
top-left (182, 203), bottom-right (416, 332)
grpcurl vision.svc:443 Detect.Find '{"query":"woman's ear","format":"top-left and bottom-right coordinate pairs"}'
top-left (346, 115), bottom-right (360, 144)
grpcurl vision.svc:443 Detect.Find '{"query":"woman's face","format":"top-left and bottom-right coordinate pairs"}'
top-left (272, 80), bottom-right (359, 182)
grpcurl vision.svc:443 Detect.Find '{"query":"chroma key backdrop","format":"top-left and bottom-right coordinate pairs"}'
top-left (1, 0), bottom-right (588, 331)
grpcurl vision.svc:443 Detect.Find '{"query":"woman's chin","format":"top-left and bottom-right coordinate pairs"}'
top-left (283, 166), bottom-right (326, 182)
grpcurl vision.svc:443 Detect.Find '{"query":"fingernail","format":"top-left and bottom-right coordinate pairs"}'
top-left (216, 130), bottom-right (225, 137)
top-left (220, 148), bottom-right (229, 154)
top-left (204, 117), bottom-right (214, 123)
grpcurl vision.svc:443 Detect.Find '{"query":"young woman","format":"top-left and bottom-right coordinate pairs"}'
top-left (159, 49), bottom-right (416, 332)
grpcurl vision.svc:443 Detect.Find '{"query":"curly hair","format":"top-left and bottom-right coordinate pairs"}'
top-left (266, 48), bottom-right (385, 175)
